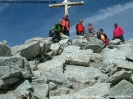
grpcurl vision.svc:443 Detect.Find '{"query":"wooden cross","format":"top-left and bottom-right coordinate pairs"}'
top-left (49, 0), bottom-right (84, 15)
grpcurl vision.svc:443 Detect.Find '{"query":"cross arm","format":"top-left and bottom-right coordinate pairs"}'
top-left (67, 1), bottom-right (84, 6)
top-left (49, 3), bottom-right (65, 8)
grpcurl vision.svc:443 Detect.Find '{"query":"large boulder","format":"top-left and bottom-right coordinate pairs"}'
top-left (37, 58), bottom-right (65, 76)
top-left (24, 37), bottom-right (51, 55)
top-left (61, 46), bottom-right (93, 66)
top-left (116, 61), bottom-right (133, 71)
top-left (50, 43), bottom-right (63, 56)
top-left (65, 50), bottom-right (93, 66)
top-left (13, 80), bottom-right (32, 99)
top-left (110, 80), bottom-right (133, 99)
top-left (101, 48), bottom-right (126, 64)
top-left (0, 40), bottom-right (11, 56)
top-left (72, 36), bottom-right (88, 49)
top-left (0, 55), bottom-right (31, 89)
top-left (64, 65), bottom-right (102, 83)
top-left (32, 84), bottom-right (49, 99)
top-left (11, 41), bottom-right (40, 59)
top-left (107, 69), bottom-right (132, 85)
top-left (83, 37), bottom-right (106, 53)
top-left (50, 83), bottom-right (110, 99)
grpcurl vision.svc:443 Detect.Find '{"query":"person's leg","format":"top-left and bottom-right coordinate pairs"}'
top-left (52, 31), bottom-right (59, 43)
top-left (63, 30), bottom-right (70, 36)
top-left (119, 35), bottom-right (125, 42)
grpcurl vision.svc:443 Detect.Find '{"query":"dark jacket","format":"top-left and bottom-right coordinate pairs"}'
top-left (97, 33), bottom-right (107, 40)
top-left (97, 33), bottom-right (110, 46)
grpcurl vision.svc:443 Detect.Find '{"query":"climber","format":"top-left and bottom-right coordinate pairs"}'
top-left (49, 19), bottom-right (63, 43)
top-left (113, 23), bottom-right (124, 42)
top-left (76, 19), bottom-right (85, 36)
top-left (97, 28), bottom-right (110, 46)
top-left (85, 23), bottom-right (96, 38)
top-left (61, 15), bottom-right (70, 36)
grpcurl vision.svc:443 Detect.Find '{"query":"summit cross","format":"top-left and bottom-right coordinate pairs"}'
top-left (49, 0), bottom-right (84, 15)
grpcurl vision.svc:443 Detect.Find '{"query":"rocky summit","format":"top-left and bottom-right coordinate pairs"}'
top-left (0, 35), bottom-right (133, 99)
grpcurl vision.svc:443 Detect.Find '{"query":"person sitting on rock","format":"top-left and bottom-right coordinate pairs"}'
top-left (85, 23), bottom-right (96, 38)
top-left (76, 19), bottom-right (85, 36)
top-left (97, 28), bottom-right (109, 46)
top-left (49, 19), bottom-right (63, 43)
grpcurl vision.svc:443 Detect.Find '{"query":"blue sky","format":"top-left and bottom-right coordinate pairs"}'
top-left (0, 0), bottom-right (133, 46)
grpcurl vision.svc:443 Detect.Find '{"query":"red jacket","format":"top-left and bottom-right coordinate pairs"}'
top-left (113, 26), bottom-right (124, 37)
top-left (62, 18), bottom-right (70, 31)
top-left (76, 23), bottom-right (85, 33)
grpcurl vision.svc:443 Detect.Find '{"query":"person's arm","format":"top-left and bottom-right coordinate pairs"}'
top-left (119, 26), bottom-right (124, 35)
top-left (68, 20), bottom-right (70, 31)
top-left (83, 25), bottom-right (85, 34)
top-left (76, 24), bottom-right (78, 32)
top-left (104, 34), bottom-right (107, 39)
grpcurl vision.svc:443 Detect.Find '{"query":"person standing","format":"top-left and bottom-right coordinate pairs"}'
top-left (62, 15), bottom-right (70, 36)
top-left (113, 23), bottom-right (124, 42)
top-left (76, 19), bottom-right (85, 36)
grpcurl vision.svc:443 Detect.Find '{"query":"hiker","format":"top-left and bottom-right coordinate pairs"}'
top-left (85, 23), bottom-right (96, 38)
top-left (49, 19), bottom-right (63, 43)
top-left (76, 19), bottom-right (85, 36)
top-left (113, 23), bottom-right (124, 42)
top-left (97, 28), bottom-right (110, 46)
top-left (62, 15), bottom-right (70, 36)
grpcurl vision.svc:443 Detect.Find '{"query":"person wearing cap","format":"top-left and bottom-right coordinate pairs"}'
top-left (61, 15), bottom-right (70, 36)
top-left (76, 19), bottom-right (85, 36)
top-left (85, 23), bottom-right (96, 38)
top-left (49, 19), bottom-right (63, 43)
top-left (113, 23), bottom-right (124, 42)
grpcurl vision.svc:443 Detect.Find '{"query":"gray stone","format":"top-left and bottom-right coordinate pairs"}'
top-left (59, 39), bottom-right (72, 47)
top-left (50, 43), bottom-right (62, 56)
top-left (32, 84), bottom-right (49, 98)
top-left (37, 58), bottom-right (64, 75)
top-left (129, 74), bottom-right (133, 84)
top-left (50, 83), bottom-right (110, 99)
top-left (126, 50), bottom-right (133, 61)
top-left (24, 37), bottom-right (51, 54)
top-left (0, 40), bottom-right (11, 56)
top-left (64, 65), bottom-right (102, 83)
top-left (11, 41), bottom-right (40, 59)
top-left (72, 36), bottom-right (88, 48)
top-left (29, 60), bottom-right (39, 71)
top-left (47, 72), bottom-right (69, 84)
top-left (116, 61), bottom-right (133, 71)
top-left (108, 69), bottom-right (132, 85)
top-left (32, 77), bottom-right (47, 85)
top-left (90, 53), bottom-right (102, 63)
top-left (65, 49), bottom-right (93, 66)
top-left (83, 37), bottom-right (105, 53)
top-left (49, 87), bottom-right (69, 96)
top-left (110, 80), bottom-right (133, 99)
top-left (0, 56), bottom-right (31, 89)
top-left (61, 35), bottom-right (70, 40)
top-left (101, 48), bottom-right (126, 64)
top-left (14, 80), bottom-right (32, 99)
top-left (49, 82), bottom-right (58, 90)
top-left (0, 93), bottom-right (17, 99)
top-left (109, 39), bottom-right (121, 45)
top-left (32, 71), bottom-right (41, 78)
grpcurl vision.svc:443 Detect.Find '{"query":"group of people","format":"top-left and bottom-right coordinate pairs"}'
top-left (49, 14), bottom-right (125, 45)
top-left (49, 14), bottom-right (70, 43)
